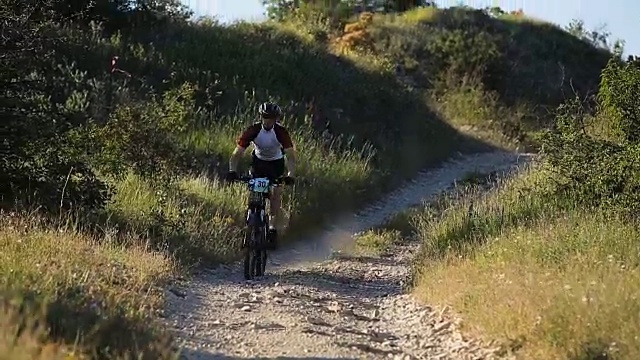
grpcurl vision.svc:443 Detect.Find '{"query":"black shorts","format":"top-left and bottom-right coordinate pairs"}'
top-left (250, 152), bottom-right (285, 181)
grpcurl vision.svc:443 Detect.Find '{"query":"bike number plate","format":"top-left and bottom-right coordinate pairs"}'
top-left (249, 177), bottom-right (270, 193)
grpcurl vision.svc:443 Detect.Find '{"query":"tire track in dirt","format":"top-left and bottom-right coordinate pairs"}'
top-left (165, 150), bottom-right (534, 359)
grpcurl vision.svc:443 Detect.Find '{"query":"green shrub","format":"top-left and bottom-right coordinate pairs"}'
top-left (599, 58), bottom-right (640, 143)
top-left (539, 57), bottom-right (640, 215)
top-left (366, 6), bottom-right (611, 145)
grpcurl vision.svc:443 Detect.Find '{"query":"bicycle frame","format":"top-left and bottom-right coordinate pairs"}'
top-left (234, 175), bottom-right (286, 280)
top-left (243, 176), bottom-right (283, 240)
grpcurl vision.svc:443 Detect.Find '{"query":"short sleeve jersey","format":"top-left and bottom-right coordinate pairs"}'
top-left (236, 122), bottom-right (294, 161)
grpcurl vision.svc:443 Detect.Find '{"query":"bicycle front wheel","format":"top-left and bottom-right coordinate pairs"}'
top-left (255, 248), bottom-right (267, 277)
top-left (243, 226), bottom-right (258, 280)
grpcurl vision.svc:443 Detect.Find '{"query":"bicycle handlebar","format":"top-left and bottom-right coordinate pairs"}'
top-left (233, 175), bottom-right (292, 186)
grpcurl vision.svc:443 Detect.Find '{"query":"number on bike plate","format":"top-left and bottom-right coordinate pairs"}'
top-left (249, 177), bottom-right (270, 193)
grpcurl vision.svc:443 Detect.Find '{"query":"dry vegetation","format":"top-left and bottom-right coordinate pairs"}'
top-left (347, 6), bottom-right (639, 359)
top-left (0, 213), bottom-right (176, 359)
top-left (361, 55), bottom-right (640, 356)
top-left (360, 159), bottom-right (640, 359)
top-left (2, 0), bottom-right (630, 358)
top-left (411, 159), bottom-right (640, 359)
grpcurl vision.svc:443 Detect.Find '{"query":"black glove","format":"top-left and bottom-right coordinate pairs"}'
top-left (225, 171), bottom-right (238, 182)
top-left (283, 176), bottom-right (295, 185)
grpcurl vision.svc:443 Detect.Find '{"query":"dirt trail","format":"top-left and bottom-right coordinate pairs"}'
top-left (164, 151), bottom-right (534, 360)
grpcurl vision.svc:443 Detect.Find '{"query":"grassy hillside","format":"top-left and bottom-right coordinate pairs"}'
top-left (344, 6), bottom-right (611, 149)
top-left (412, 169), bottom-right (640, 359)
top-left (1, 1), bottom-right (618, 358)
top-left (355, 55), bottom-right (640, 359)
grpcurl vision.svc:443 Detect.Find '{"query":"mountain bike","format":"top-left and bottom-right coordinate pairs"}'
top-left (234, 174), bottom-right (291, 280)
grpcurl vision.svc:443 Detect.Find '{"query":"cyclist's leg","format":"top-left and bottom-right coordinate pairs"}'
top-left (268, 157), bottom-right (285, 225)
top-left (249, 154), bottom-right (276, 249)
top-left (266, 157), bottom-right (285, 249)
top-left (249, 152), bottom-right (271, 224)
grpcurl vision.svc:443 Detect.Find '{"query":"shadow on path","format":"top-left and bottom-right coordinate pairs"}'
top-left (178, 348), bottom-right (359, 360)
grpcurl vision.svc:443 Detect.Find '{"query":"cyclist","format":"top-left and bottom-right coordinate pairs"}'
top-left (226, 102), bottom-right (296, 250)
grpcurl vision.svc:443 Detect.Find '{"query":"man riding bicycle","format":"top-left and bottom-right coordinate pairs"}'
top-left (226, 102), bottom-right (296, 250)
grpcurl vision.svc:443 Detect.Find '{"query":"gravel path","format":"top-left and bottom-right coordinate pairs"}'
top-left (164, 151), bottom-right (534, 360)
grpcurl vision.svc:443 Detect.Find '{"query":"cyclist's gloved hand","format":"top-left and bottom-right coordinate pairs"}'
top-left (225, 171), bottom-right (238, 182)
top-left (283, 176), bottom-right (295, 185)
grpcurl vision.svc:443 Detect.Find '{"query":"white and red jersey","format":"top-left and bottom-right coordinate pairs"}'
top-left (236, 122), bottom-right (294, 161)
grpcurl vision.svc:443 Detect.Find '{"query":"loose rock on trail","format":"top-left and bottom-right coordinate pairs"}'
top-left (164, 151), bottom-right (533, 359)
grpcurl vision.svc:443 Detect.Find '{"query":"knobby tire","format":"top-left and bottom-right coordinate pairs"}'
top-left (243, 225), bottom-right (268, 280)
top-left (255, 246), bottom-right (267, 277)
top-left (243, 226), bottom-right (257, 280)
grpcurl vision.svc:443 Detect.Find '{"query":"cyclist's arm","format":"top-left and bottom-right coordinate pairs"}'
top-left (229, 145), bottom-right (246, 173)
top-left (284, 147), bottom-right (297, 177)
top-left (229, 124), bottom-right (259, 172)
top-left (276, 125), bottom-right (296, 177)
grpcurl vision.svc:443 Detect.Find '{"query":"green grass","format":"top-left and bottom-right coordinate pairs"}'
top-left (2, 7), bottom-right (465, 357)
top-left (328, 119), bottom-right (640, 359)
top-left (0, 213), bottom-right (176, 360)
top-left (2, 2), bottom-right (618, 359)
top-left (80, 13), bottom-right (471, 263)
top-left (405, 164), bottom-right (640, 359)
top-left (350, 229), bottom-right (403, 256)
top-left (364, 6), bottom-right (611, 149)
top-left (403, 53), bottom-right (640, 359)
